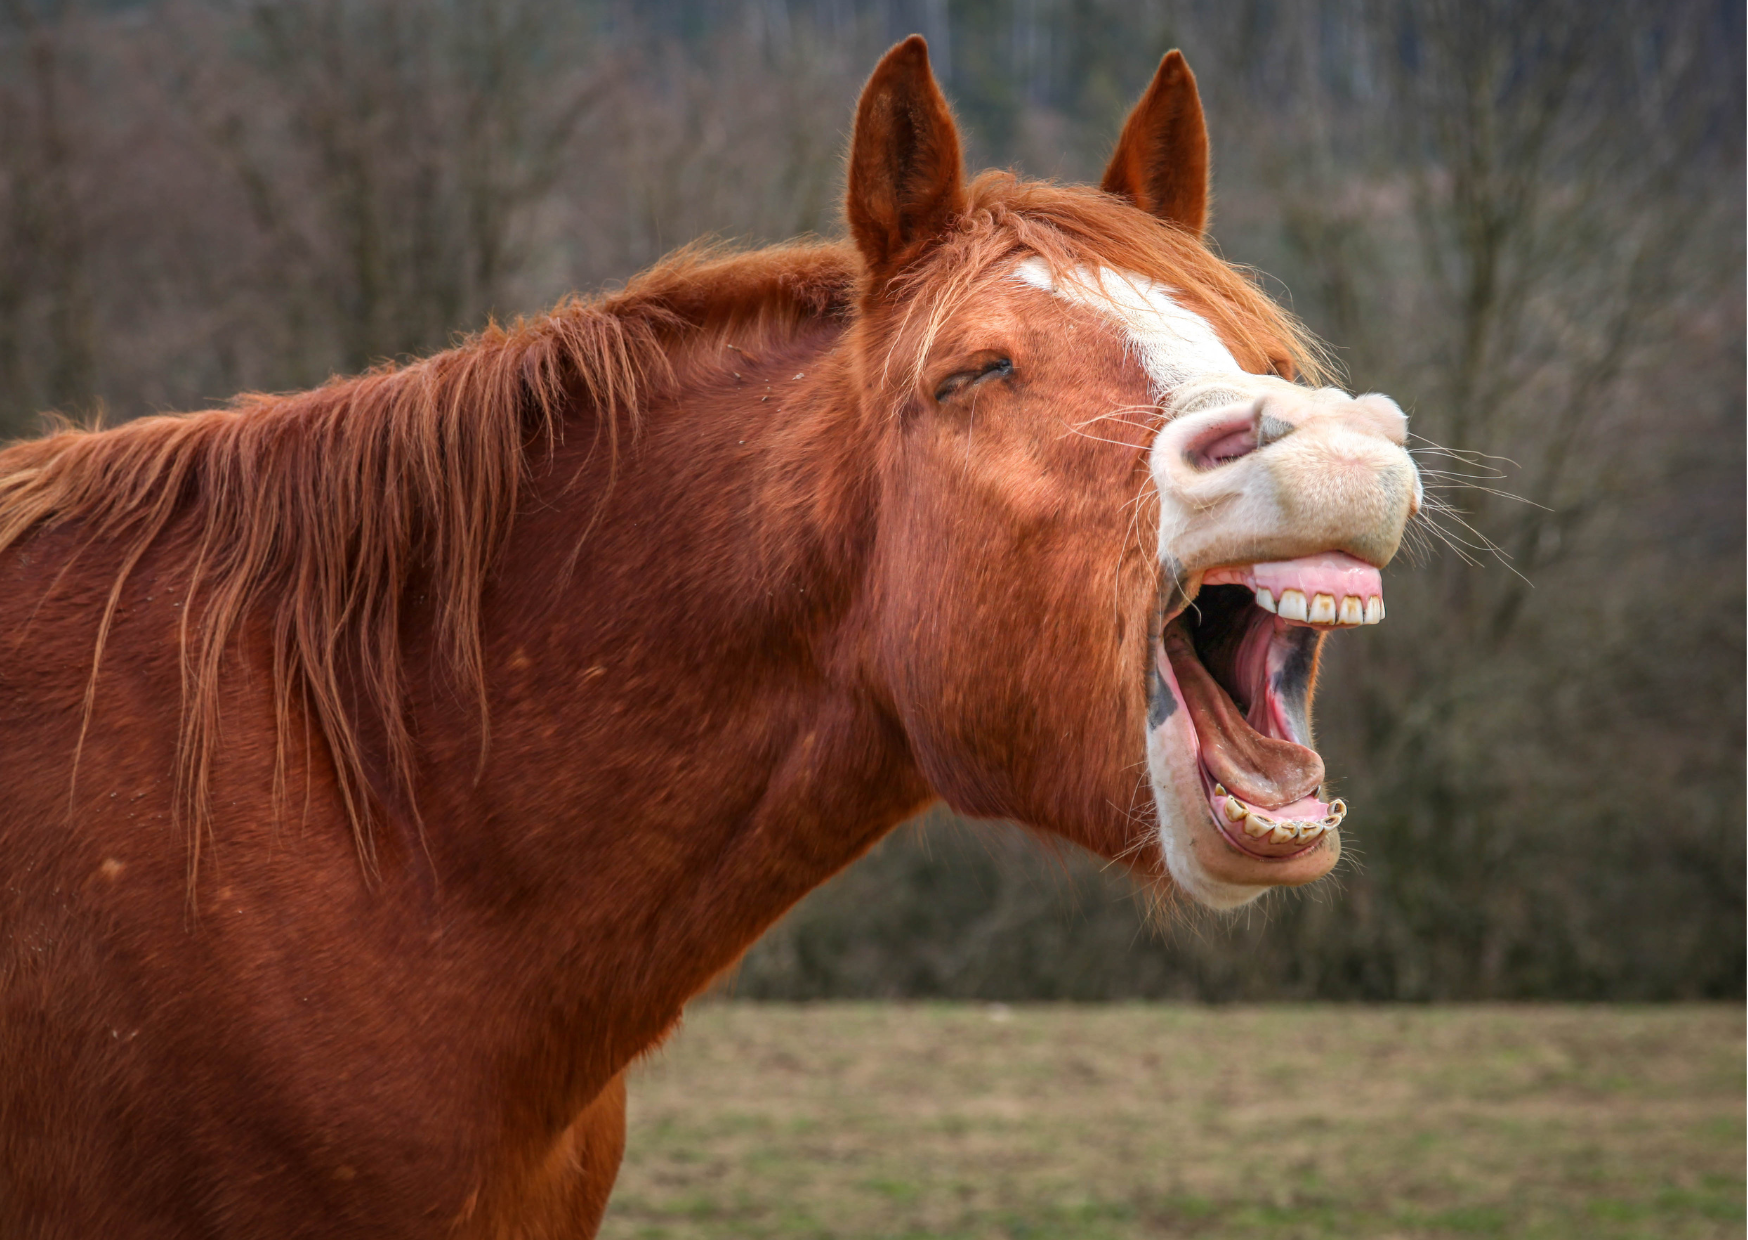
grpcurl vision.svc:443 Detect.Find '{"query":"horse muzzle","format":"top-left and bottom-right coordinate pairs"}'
top-left (1143, 381), bottom-right (1419, 907)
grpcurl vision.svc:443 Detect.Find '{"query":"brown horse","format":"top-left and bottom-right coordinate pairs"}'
top-left (0, 39), bottom-right (1418, 1238)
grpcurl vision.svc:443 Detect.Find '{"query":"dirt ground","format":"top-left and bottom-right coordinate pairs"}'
top-left (598, 1003), bottom-right (1743, 1239)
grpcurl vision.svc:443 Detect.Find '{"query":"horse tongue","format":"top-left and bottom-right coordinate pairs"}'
top-left (1164, 625), bottom-right (1324, 808)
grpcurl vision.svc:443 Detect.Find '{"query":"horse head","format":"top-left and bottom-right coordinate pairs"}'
top-left (845, 38), bottom-right (1419, 908)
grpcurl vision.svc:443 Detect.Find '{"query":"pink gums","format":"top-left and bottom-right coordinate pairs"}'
top-left (1203, 550), bottom-right (1382, 609)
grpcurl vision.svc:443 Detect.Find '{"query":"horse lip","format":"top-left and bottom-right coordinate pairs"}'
top-left (1210, 811), bottom-right (1333, 861)
top-left (1196, 762), bottom-right (1336, 862)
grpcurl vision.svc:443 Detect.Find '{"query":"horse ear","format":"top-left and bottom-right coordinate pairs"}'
top-left (847, 36), bottom-right (967, 273)
top-left (1100, 50), bottom-right (1210, 236)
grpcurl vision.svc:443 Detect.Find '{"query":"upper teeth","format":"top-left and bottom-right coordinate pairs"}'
top-left (1254, 587), bottom-right (1381, 626)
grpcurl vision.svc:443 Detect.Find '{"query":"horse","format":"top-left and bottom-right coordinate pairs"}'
top-left (0, 37), bottom-right (1419, 1238)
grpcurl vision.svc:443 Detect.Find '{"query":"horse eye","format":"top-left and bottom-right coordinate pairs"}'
top-left (933, 357), bottom-right (1013, 403)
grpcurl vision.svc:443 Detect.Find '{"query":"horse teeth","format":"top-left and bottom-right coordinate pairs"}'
top-left (1338, 595), bottom-right (1364, 625)
top-left (1254, 588), bottom-right (1276, 613)
top-left (1364, 596), bottom-right (1384, 624)
top-left (1230, 798), bottom-right (1348, 843)
top-left (1277, 589), bottom-right (1308, 621)
top-left (1214, 783), bottom-right (1227, 797)
top-left (1308, 593), bottom-right (1337, 624)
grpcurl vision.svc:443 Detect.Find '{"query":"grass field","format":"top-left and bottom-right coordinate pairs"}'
top-left (599, 1003), bottom-right (1743, 1240)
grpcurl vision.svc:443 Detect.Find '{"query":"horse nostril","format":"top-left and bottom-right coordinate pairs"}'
top-left (1191, 426), bottom-right (1259, 468)
top-left (1181, 404), bottom-right (1300, 470)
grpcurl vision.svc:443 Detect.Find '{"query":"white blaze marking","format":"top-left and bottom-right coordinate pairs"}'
top-left (1014, 258), bottom-right (1244, 398)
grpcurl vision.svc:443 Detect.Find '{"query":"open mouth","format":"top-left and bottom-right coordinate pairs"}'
top-left (1153, 551), bottom-right (1383, 861)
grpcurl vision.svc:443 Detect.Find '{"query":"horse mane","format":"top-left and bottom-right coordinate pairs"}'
top-left (0, 241), bottom-right (858, 876)
top-left (0, 174), bottom-right (1324, 879)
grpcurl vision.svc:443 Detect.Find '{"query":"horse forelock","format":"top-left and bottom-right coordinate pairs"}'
top-left (872, 172), bottom-right (1330, 409)
top-left (0, 241), bottom-right (857, 881)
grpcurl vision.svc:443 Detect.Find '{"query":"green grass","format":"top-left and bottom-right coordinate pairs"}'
top-left (600, 1004), bottom-right (1744, 1240)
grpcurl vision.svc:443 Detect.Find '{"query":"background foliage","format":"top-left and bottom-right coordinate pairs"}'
top-left (2, 0), bottom-right (1740, 999)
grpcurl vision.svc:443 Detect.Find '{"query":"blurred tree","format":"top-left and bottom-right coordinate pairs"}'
top-left (0, 0), bottom-right (97, 430)
top-left (196, 0), bottom-right (606, 372)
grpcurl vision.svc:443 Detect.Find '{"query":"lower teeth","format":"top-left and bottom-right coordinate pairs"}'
top-left (1221, 793), bottom-right (1347, 842)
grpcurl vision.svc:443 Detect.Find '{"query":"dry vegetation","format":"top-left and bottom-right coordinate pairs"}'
top-left (602, 1003), bottom-right (1744, 1240)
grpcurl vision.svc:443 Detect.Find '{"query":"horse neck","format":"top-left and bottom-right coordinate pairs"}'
top-left (413, 315), bottom-right (928, 1057)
